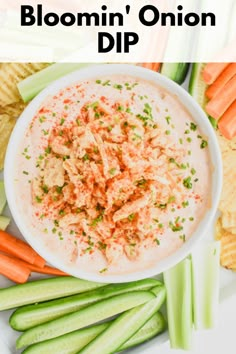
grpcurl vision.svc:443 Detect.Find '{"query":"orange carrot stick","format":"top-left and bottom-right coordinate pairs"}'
top-left (29, 264), bottom-right (68, 276)
top-left (3, 253), bottom-right (68, 276)
top-left (206, 63), bottom-right (236, 99)
top-left (140, 63), bottom-right (161, 72)
top-left (218, 100), bottom-right (236, 140)
top-left (203, 63), bottom-right (229, 85)
top-left (0, 253), bottom-right (31, 284)
top-left (33, 255), bottom-right (46, 268)
top-left (16, 258), bottom-right (68, 276)
top-left (0, 230), bottom-right (46, 268)
top-left (205, 75), bottom-right (236, 119)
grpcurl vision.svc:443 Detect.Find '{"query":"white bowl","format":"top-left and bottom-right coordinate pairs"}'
top-left (4, 64), bottom-right (222, 283)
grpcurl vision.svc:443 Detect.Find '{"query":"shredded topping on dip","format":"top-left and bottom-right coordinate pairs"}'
top-left (18, 75), bottom-right (210, 273)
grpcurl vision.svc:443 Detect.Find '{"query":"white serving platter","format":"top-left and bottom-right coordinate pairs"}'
top-left (0, 70), bottom-right (235, 354)
top-left (1, 199), bottom-right (235, 354)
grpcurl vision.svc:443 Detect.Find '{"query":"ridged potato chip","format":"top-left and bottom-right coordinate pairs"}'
top-left (220, 231), bottom-right (236, 269)
top-left (216, 131), bottom-right (236, 271)
top-left (228, 228), bottom-right (236, 235)
top-left (219, 151), bottom-right (236, 213)
top-left (222, 212), bottom-right (236, 230)
top-left (0, 114), bottom-right (16, 170)
top-left (215, 218), bottom-right (235, 268)
top-left (0, 101), bottom-right (27, 120)
top-left (0, 63), bottom-right (49, 106)
top-left (215, 217), bottom-right (223, 240)
top-left (217, 131), bottom-right (236, 153)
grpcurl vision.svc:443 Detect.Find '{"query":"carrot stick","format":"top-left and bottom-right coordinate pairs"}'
top-left (202, 63), bottom-right (229, 85)
top-left (0, 253), bottom-right (31, 284)
top-left (151, 63), bottom-right (161, 72)
top-left (0, 230), bottom-right (46, 268)
top-left (206, 63), bottom-right (236, 99)
top-left (29, 264), bottom-right (68, 276)
top-left (33, 255), bottom-right (46, 268)
top-left (140, 63), bottom-right (161, 72)
top-left (1, 253), bottom-right (68, 276)
top-left (218, 100), bottom-right (236, 140)
top-left (205, 75), bottom-right (236, 119)
top-left (16, 258), bottom-right (68, 276)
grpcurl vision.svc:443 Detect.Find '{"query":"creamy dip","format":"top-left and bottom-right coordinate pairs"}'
top-left (15, 75), bottom-right (211, 276)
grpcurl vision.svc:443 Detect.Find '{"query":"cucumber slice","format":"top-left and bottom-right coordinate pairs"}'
top-left (0, 215), bottom-right (10, 230)
top-left (16, 291), bottom-right (155, 349)
top-left (22, 322), bottom-right (108, 354)
top-left (0, 277), bottom-right (105, 311)
top-left (161, 63), bottom-right (190, 85)
top-left (79, 287), bottom-right (166, 354)
top-left (121, 312), bottom-right (166, 351)
top-left (22, 313), bottom-right (166, 354)
top-left (0, 180), bottom-right (6, 214)
top-left (10, 278), bottom-right (162, 331)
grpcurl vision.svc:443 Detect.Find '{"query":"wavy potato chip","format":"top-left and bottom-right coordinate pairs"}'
top-left (219, 151), bottom-right (236, 213)
top-left (0, 101), bottom-right (27, 119)
top-left (222, 212), bottom-right (236, 230)
top-left (216, 217), bottom-right (236, 270)
top-left (0, 114), bottom-right (16, 170)
top-left (217, 131), bottom-right (236, 153)
top-left (0, 63), bottom-right (49, 106)
top-left (216, 130), bottom-right (236, 272)
top-left (215, 218), bottom-right (223, 241)
top-left (228, 228), bottom-right (236, 235)
top-left (220, 231), bottom-right (236, 269)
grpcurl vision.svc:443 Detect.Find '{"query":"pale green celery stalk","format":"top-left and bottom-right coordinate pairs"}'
top-left (0, 216), bottom-right (10, 231)
top-left (191, 241), bottom-right (220, 329)
top-left (164, 259), bottom-right (192, 350)
top-left (0, 180), bottom-right (6, 214)
top-left (17, 63), bottom-right (92, 103)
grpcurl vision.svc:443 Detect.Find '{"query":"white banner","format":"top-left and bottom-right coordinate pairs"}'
top-left (0, 0), bottom-right (235, 62)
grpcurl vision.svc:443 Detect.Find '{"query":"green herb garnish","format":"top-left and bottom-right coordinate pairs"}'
top-left (201, 140), bottom-right (208, 149)
top-left (183, 177), bottom-right (192, 189)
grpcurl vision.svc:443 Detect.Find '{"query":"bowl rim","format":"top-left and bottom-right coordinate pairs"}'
top-left (4, 63), bottom-right (223, 283)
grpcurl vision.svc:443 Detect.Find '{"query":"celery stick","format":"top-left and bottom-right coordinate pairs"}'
top-left (0, 216), bottom-right (10, 231)
top-left (0, 180), bottom-right (6, 214)
top-left (191, 241), bottom-right (220, 329)
top-left (17, 63), bottom-right (91, 102)
top-left (164, 259), bottom-right (192, 350)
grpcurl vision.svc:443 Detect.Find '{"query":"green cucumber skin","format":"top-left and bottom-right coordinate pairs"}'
top-left (22, 313), bottom-right (166, 354)
top-left (161, 63), bottom-right (190, 85)
top-left (0, 215), bottom-right (10, 231)
top-left (0, 180), bottom-right (6, 214)
top-left (22, 322), bottom-right (108, 354)
top-left (0, 277), bottom-right (106, 311)
top-left (10, 279), bottom-right (162, 331)
top-left (78, 287), bottom-right (166, 354)
top-left (16, 291), bottom-right (155, 349)
top-left (120, 312), bottom-right (166, 351)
